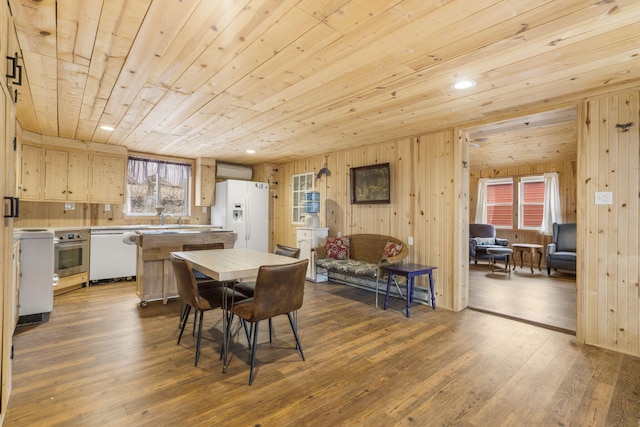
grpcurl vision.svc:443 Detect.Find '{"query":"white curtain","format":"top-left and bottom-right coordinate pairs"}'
top-left (128, 157), bottom-right (191, 186)
top-left (540, 172), bottom-right (562, 235)
top-left (475, 178), bottom-right (488, 223)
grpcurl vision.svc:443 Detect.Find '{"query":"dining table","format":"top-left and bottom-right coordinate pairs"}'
top-left (170, 248), bottom-right (301, 372)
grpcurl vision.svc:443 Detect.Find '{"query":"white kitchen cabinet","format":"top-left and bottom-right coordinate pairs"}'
top-left (296, 227), bottom-right (328, 281)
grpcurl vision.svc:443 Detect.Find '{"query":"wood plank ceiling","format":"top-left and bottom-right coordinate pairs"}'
top-left (7, 0), bottom-right (640, 165)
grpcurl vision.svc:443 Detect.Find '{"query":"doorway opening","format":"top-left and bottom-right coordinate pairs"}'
top-left (463, 106), bottom-right (578, 333)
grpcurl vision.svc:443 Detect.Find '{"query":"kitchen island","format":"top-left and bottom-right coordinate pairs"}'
top-left (134, 228), bottom-right (236, 306)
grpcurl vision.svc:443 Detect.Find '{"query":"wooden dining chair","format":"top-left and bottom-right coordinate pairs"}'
top-left (170, 254), bottom-right (247, 367)
top-left (230, 259), bottom-right (308, 384)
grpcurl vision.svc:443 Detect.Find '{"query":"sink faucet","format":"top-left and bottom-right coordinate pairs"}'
top-left (160, 212), bottom-right (174, 225)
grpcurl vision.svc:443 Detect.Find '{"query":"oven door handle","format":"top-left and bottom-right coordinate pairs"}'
top-left (55, 241), bottom-right (88, 250)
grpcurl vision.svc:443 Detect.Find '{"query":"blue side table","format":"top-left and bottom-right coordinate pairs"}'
top-left (382, 263), bottom-right (437, 317)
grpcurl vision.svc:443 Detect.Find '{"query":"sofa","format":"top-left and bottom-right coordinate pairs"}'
top-left (314, 234), bottom-right (431, 306)
top-left (469, 223), bottom-right (510, 265)
top-left (547, 222), bottom-right (576, 275)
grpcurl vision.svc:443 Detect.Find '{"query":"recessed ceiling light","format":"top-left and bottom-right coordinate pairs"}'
top-left (246, 149), bottom-right (256, 154)
top-left (451, 79), bottom-right (476, 90)
top-left (100, 125), bottom-right (115, 131)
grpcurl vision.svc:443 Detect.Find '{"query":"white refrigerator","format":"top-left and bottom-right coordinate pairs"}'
top-left (211, 180), bottom-right (269, 251)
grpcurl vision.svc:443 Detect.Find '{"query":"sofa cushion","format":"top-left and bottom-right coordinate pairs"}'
top-left (326, 236), bottom-right (350, 259)
top-left (316, 258), bottom-right (378, 278)
top-left (382, 241), bottom-right (403, 258)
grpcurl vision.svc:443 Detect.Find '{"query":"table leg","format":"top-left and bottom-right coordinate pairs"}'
top-left (222, 282), bottom-right (228, 373)
top-left (529, 249), bottom-right (534, 274)
top-left (406, 276), bottom-right (413, 317)
top-left (537, 249), bottom-right (542, 271)
top-left (384, 274), bottom-right (393, 310)
top-left (429, 272), bottom-right (436, 310)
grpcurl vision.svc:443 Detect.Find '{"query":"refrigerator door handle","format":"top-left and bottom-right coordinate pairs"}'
top-left (245, 195), bottom-right (251, 243)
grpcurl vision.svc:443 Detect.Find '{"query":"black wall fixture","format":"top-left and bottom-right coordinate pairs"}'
top-left (3, 197), bottom-right (19, 218)
top-left (6, 52), bottom-right (22, 86)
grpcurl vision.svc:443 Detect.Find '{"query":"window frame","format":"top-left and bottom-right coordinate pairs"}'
top-left (125, 157), bottom-right (191, 217)
top-left (292, 172), bottom-right (314, 224)
top-left (485, 177), bottom-right (514, 229)
top-left (518, 175), bottom-right (545, 230)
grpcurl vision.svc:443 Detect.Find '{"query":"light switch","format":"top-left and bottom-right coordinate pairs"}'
top-left (104, 203), bottom-right (110, 211)
top-left (594, 192), bottom-right (613, 205)
top-left (408, 236), bottom-right (414, 246)
top-left (202, 206), bottom-right (207, 213)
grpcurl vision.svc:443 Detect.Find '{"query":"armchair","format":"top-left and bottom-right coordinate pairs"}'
top-left (547, 223), bottom-right (576, 275)
top-left (469, 223), bottom-right (510, 265)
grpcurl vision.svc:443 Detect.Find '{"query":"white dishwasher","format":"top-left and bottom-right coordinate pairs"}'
top-left (90, 229), bottom-right (138, 282)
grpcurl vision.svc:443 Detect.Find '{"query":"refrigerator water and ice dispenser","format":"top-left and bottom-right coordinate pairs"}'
top-left (232, 204), bottom-right (244, 222)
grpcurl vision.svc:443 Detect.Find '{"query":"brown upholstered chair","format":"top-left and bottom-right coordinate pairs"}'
top-left (231, 259), bottom-right (308, 384)
top-left (235, 244), bottom-right (300, 297)
top-left (235, 244), bottom-right (302, 341)
top-left (273, 244), bottom-right (301, 258)
top-left (170, 254), bottom-right (247, 367)
top-left (183, 242), bottom-right (225, 283)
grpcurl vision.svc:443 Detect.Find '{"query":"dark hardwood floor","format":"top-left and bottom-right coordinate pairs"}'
top-left (5, 279), bottom-right (638, 426)
top-left (469, 262), bottom-right (577, 334)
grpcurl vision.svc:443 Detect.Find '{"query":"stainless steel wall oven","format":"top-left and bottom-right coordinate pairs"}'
top-left (54, 230), bottom-right (88, 278)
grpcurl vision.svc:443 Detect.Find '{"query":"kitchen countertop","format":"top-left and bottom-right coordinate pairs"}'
top-left (90, 224), bottom-right (222, 231)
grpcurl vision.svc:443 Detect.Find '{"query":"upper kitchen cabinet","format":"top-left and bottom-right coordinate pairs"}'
top-left (194, 157), bottom-right (216, 207)
top-left (90, 154), bottom-right (126, 204)
top-left (44, 149), bottom-right (89, 202)
top-left (19, 143), bottom-right (43, 201)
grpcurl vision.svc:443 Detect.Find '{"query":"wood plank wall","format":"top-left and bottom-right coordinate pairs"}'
top-left (579, 90), bottom-right (640, 355)
top-left (270, 129), bottom-right (468, 311)
top-left (469, 160), bottom-right (578, 264)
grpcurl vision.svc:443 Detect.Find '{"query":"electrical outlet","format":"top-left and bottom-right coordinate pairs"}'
top-left (202, 206), bottom-right (207, 213)
top-left (337, 231), bottom-right (342, 237)
top-left (64, 202), bottom-right (75, 210)
top-left (104, 203), bottom-right (111, 211)
top-left (408, 236), bottom-right (414, 245)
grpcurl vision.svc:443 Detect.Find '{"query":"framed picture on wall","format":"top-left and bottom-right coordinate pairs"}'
top-left (350, 163), bottom-right (390, 204)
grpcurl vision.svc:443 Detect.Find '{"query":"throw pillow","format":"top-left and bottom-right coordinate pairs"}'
top-left (326, 236), bottom-right (350, 259)
top-left (474, 237), bottom-right (495, 246)
top-left (382, 241), bottom-right (402, 258)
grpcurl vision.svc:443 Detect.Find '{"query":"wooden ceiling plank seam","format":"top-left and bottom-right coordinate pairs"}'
top-left (138, 5), bottom-right (333, 140)
top-left (99, 0), bottom-right (201, 123)
top-left (402, 0), bottom-right (605, 72)
top-left (76, 0), bottom-right (153, 141)
top-left (147, 0), bottom-right (253, 89)
top-left (56, 0), bottom-right (103, 67)
top-left (118, 0), bottom-right (306, 146)
top-left (21, 50), bottom-right (58, 135)
top-left (57, 60), bottom-right (89, 139)
top-left (106, 83), bottom-right (168, 146)
top-left (169, 0), bottom-right (301, 95)
top-left (319, 0), bottom-right (405, 36)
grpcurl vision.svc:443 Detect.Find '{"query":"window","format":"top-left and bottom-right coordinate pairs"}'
top-left (477, 174), bottom-right (548, 230)
top-left (292, 172), bottom-right (314, 224)
top-left (519, 176), bottom-right (544, 229)
top-left (485, 178), bottom-right (513, 228)
top-left (126, 157), bottom-right (191, 216)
